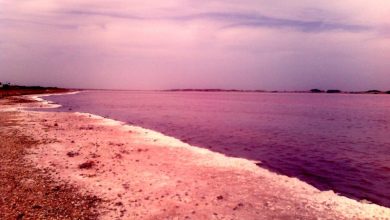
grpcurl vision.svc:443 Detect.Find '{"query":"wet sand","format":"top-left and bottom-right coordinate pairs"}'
top-left (1, 94), bottom-right (390, 219)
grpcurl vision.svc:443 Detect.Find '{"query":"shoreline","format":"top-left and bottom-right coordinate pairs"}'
top-left (1, 93), bottom-right (390, 219)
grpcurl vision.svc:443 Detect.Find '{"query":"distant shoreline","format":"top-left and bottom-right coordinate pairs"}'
top-left (1, 85), bottom-right (390, 96)
top-left (68, 88), bottom-right (390, 94)
top-left (0, 85), bottom-right (72, 98)
top-left (164, 89), bottom-right (390, 94)
top-left (83, 88), bottom-right (390, 94)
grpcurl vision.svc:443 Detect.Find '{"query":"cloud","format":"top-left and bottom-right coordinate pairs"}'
top-left (175, 12), bottom-right (371, 32)
top-left (0, 18), bottom-right (79, 30)
top-left (63, 9), bottom-right (145, 20)
top-left (59, 9), bottom-right (370, 33)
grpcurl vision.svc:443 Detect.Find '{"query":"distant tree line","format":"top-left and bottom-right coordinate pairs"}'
top-left (310, 88), bottom-right (390, 94)
top-left (0, 82), bottom-right (69, 98)
top-left (0, 82), bottom-right (11, 89)
top-left (167, 88), bottom-right (390, 94)
top-left (0, 82), bottom-right (57, 90)
top-left (310, 89), bottom-right (341, 93)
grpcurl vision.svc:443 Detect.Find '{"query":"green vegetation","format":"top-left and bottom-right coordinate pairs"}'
top-left (310, 89), bottom-right (324, 93)
top-left (0, 82), bottom-right (11, 89)
top-left (0, 82), bottom-right (69, 98)
top-left (365, 90), bottom-right (382, 94)
top-left (326, 90), bottom-right (342, 93)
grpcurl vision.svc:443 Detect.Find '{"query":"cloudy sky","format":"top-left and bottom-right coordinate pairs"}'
top-left (1, 1), bottom-right (389, 90)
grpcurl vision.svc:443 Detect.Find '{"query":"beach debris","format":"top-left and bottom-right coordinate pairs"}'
top-left (78, 161), bottom-right (95, 169)
top-left (216, 195), bottom-right (224, 200)
top-left (90, 153), bottom-right (100, 158)
top-left (233, 203), bottom-right (244, 211)
top-left (108, 142), bottom-right (124, 147)
top-left (113, 153), bottom-right (122, 159)
top-left (52, 186), bottom-right (61, 191)
top-left (79, 125), bottom-right (94, 130)
top-left (360, 199), bottom-right (373, 204)
top-left (255, 162), bottom-right (262, 166)
top-left (32, 204), bottom-right (42, 209)
top-left (120, 150), bottom-right (130, 154)
top-left (16, 212), bottom-right (24, 220)
top-left (66, 151), bottom-right (79, 157)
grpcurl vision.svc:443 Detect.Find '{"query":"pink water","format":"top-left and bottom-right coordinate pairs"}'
top-left (45, 91), bottom-right (390, 207)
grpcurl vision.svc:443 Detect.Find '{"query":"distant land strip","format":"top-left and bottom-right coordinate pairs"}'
top-left (0, 84), bottom-right (70, 98)
top-left (165, 88), bottom-right (390, 94)
top-left (1, 83), bottom-right (390, 96)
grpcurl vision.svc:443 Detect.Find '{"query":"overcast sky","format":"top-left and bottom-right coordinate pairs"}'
top-left (1, 1), bottom-right (389, 90)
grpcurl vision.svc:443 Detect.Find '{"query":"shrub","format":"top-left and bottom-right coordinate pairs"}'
top-left (326, 90), bottom-right (341, 93)
top-left (310, 89), bottom-right (323, 93)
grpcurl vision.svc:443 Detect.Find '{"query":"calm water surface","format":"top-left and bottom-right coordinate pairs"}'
top-left (45, 91), bottom-right (390, 207)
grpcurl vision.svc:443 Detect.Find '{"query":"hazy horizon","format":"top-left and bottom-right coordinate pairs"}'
top-left (1, 1), bottom-right (390, 91)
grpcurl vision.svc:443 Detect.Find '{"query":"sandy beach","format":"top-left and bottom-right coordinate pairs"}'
top-left (1, 94), bottom-right (390, 220)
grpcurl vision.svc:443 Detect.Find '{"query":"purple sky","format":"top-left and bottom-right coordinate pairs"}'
top-left (1, 1), bottom-right (389, 90)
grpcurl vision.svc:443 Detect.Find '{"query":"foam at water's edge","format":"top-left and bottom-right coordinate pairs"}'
top-left (76, 112), bottom-right (260, 161)
top-left (26, 91), bottom-right (81, 109)
top-left (30, 92), bottom-right (263, 172)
